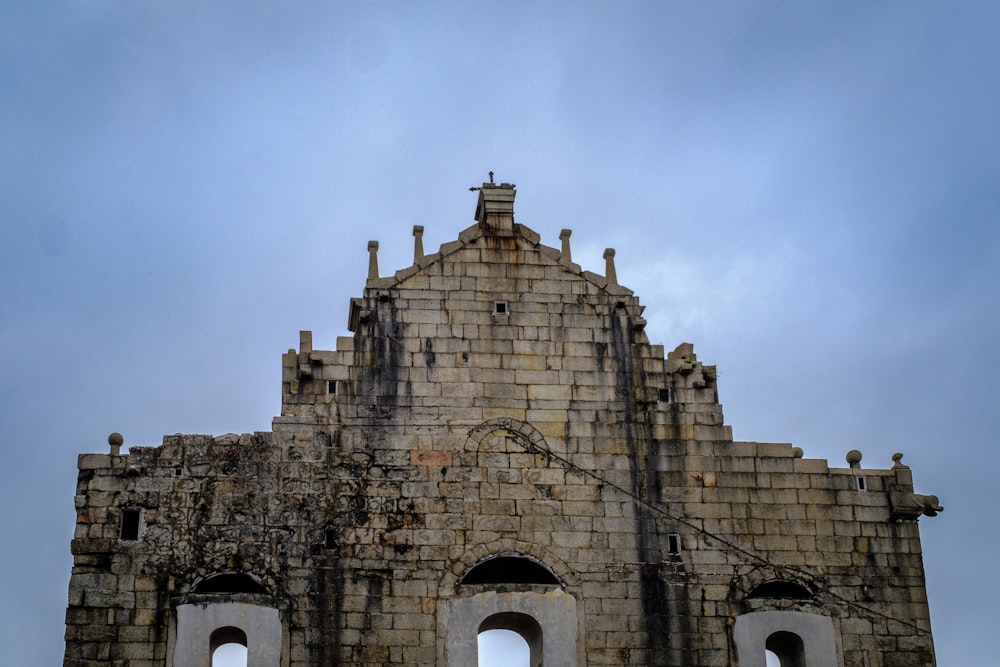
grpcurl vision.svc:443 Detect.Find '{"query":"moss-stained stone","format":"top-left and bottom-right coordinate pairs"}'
top-left (64, 184), bottom-right (941, 667)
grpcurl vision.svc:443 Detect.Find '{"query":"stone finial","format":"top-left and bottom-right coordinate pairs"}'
top-left (413, 225), bottom-right (424, 263)
top-left (108, 432), bottom-right (123, 456)
top-left (791, 447), bottom-right (803, 458)
top-left (846, 449), bottom-right (862, 468)
top-left (603, 248), bottom-right (617, 286)
top-left (891, 452), bottom-right (908, 469)
top-left (367, 241), bottom-right (379, 280)
top-left (559, 229), bottom-right (573, 263)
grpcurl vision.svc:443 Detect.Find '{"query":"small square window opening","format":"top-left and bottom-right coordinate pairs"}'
top-left (494, 301), bottom-right (508, 315)
top-left (119, 507), bottom-right (144, 541)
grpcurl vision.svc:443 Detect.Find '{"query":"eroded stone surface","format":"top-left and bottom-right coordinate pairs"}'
top-left (64, 184), bottom-right (941, 667)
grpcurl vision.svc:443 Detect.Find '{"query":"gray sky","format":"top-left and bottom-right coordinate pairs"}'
top-left (2, 2), bottom-right (997, 664)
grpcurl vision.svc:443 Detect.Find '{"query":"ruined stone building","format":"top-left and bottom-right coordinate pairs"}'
top-left (65, 182), bottom-right (943, 666)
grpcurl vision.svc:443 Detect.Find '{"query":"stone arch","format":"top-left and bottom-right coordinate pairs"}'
top-left (459, 553), bottom-right (562, 586)
top-left (210, 626), bottom-right (248, 651)
top-left (441, 543), bottom-right (582, 666)
top-left (192, 572), bottom-right (270, 595)
top-left (188, 567), bottom-right (277, 597)
top-left (765, 630), bottom-right (806, 667)
top-left (444, 588), bottom-right (578, 667)
top-left (733, 611), bottom-right (839, 667)
top-left (747, 580), bottom-right (815, 601)
top-left (210, 626), bottom-right (248, 667)
top-left (169, 571), bottom-right (287, 667)
top-left (731, 567), bottom-right (816, 605)
top-left (466, 417), bottom-right (550, 454)
top-left (171, 601), bottom-right (284, 667)
top-left (441, 538), bottom-right (578, 595)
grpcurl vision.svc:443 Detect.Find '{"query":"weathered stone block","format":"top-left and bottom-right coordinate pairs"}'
top-left (63, 189), bottom-right (942, 667)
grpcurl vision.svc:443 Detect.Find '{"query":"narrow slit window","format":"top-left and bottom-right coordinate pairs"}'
top-left (327, 380), bottom-right (337, 395)
top-left (667, 533), bottom-right (681, 555)
top-left (658, 388), bottom-right (670, 403)
top-left (119, 507), bottom-right (143, 541)
top-left (856, 476), bottom-right (867, 491)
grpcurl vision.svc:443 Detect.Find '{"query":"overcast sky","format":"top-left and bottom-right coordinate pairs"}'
top-left (2, 2), bottom-right (998, 665)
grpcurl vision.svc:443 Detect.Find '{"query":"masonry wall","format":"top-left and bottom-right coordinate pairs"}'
top-left (65, 185), bottom-right (939, 667)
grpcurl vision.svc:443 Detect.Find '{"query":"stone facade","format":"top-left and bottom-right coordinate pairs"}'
top-left (64, 182), bottom-right (942, 666)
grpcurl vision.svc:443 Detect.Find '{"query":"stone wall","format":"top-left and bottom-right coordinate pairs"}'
top-left (65, 184), bottom-right (940, 666)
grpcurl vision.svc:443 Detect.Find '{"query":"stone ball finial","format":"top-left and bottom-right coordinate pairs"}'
top-left (109, 432), bottom-right (124, 455)
top-left (891, 452), bottom-right (907, 469)
top-left (791, 447), bottom-right (803, 458)
top-left (845, 449), bottom-right (862, 467)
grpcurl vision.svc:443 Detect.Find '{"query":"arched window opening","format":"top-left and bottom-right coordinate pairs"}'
top-left (210, 626), bottom-right (247, 667)
top-left (174, 604), bottom-right (282, 667)
top-left (747, 580), bottom-right (813, 600)
top-left (193, 573), bottom-right (269, 595)
top-left (766, 631), bottom-right (806, 667)
top-left (766, 650), bottom-right (781, 667)
top-left (460, 555), bottom-right (560, 586)
top-left (478, 613), bottom-right (542, 667)
top-left (212, 643), bottom-right (247, 667)
top-left (478, 629), bottom-right (529, 667)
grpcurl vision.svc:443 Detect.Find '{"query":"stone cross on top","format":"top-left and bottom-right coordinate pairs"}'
top-left (469, 171), bottom-right (514, 192)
